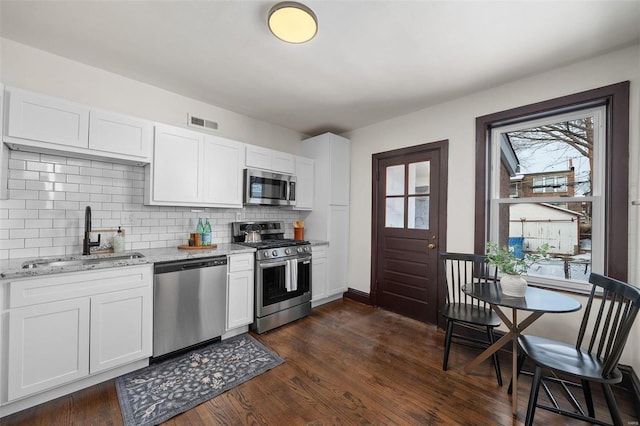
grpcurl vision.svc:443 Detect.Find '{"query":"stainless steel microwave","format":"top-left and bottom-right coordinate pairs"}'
top-left (244, 168), bottom-right (296, 206)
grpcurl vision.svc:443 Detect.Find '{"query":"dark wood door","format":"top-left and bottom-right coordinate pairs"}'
top-left (371, 141), bottom-right (448, 325)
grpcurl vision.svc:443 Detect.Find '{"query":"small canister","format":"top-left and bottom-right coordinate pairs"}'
top-left (191, 232), bottom-right (201, 246)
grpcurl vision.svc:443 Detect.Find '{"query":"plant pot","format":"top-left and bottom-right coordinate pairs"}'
top-left (500, 274), bottom-right (528, 297)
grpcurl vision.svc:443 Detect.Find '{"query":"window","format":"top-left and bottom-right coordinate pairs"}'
top-left (385, 161), bottom-right (431, 230)
top-left (489, 107), bottom-right (604, 289)
top-left (475, 82), bottom-right (630, 290)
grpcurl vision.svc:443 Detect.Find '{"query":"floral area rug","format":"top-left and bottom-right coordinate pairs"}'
top-left (115, 334), bottom-right (284, 426)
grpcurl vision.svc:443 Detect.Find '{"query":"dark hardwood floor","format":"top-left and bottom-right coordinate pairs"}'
top-left (2, 299), bottom-right (636, 425)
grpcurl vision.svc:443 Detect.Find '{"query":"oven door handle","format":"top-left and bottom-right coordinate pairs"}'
top-left (289, 259), bottom-right (298, 292)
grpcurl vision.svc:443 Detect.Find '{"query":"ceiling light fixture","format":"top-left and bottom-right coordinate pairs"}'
top-left (268, 2), bottom-right (317, 44)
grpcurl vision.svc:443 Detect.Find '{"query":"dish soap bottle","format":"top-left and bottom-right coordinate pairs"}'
top-left (113, 226), bottom-right (125, 253)
top-left (202, 218), bottom-right (212, 246)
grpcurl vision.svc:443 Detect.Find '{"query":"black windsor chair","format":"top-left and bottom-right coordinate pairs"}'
top-left (518, 272), bottom-right (640, 426)
top-left (440, 252), bottom-right (502, 386)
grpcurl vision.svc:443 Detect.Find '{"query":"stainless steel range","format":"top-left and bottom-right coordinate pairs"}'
top-left (232, 221), bottom-right (312, 334)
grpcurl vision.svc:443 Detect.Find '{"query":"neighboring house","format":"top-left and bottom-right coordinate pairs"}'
top-left (509, 202), bottom-right (584, 256)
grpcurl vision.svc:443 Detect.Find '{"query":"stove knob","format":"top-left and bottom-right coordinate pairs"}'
top-left (285, 248), bottom-right (291, 255)
top-left (304, 246), bottom-right (310, 252)
top-left (272, 250), bottom-right (278, 257)
top-left (297, 247), bottom-right (303, 253)
top-left (263, 250), bottom-right (270, 258)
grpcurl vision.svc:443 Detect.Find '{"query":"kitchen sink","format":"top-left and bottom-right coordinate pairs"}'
top-left (21, 253), bottom-right (145, 269)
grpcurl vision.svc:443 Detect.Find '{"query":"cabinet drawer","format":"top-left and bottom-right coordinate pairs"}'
top-left (312, 245), bottom-right (328, 258)
top-left (8, 265), bottom-right (152, 308)
top-left (228, 253), bottom-right (254, 272)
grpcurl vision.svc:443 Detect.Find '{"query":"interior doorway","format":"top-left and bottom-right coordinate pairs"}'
top-left (371, 140), bottom-right (448, 326)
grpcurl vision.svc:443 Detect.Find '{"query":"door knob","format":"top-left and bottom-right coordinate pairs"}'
top-left (428, 243), bottom-right (436, 250)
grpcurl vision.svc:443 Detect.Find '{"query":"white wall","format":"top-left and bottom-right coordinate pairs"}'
top-left (0, 38), bottom-right (304, 152)
top-left (345, 44), bottom-right (640, 370)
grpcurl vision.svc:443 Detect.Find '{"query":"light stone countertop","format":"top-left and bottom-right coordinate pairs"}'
top-left (308, 240), bottom-right (329, 246)
top-left (0, 244), bottom-right (255, 280)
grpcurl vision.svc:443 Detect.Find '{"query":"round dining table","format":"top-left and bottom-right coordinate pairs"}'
top-left (462, 281), bottom-right (582, 417)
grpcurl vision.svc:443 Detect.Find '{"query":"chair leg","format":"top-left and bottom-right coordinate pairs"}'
top-left (581, 379), bottom-right (594, 417)
top-left (487, 327), bottom-right (502, 386)
top-left (524, 365), bottom-right (543, 426)
top-left (602, 383), bottom-right (623, 426)
top-left (442, 320), bottom-right (454, 371)
top-left (507, 351), bottom-right (526, 395)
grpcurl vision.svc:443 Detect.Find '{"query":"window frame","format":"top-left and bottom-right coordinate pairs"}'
top-left (475, 82), bottom-right (630, 284)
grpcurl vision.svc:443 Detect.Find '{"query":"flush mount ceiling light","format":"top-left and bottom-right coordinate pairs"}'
top-left (268, 2), bottom-right (317, 44)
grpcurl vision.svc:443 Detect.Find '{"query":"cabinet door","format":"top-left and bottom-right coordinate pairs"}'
top-left (246, 145), bottom-right (273, 171)
top-left (89, 109), bottom-right (152, 160)
top-left (8, 299), bottom-right (90, 401)
top-left (294, 156), bottom-right (314, 210)
top-left (311, 249), bottom-right (328, 302)
top-left (330, 137), bottom-right (351, 206)
top-left (90, 287), bottom-right (152, 374)
top-left (152, 125), bottom-right (202, 203)
top-left (272, 151), bottom-right (295, 174)
top-left (227, 270), bottom-right (254, 330)
top-left (6, 87), bottom-right (89, 148)
top-left (327, 205), bottom-right (349, 295)
top-left (0, 84), bottom-right (7, 200)
top-left (202, 136), bottom-right (244, 207)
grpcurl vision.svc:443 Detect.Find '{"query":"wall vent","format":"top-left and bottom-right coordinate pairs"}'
top-left (187, 114), bottom-right (218, 131)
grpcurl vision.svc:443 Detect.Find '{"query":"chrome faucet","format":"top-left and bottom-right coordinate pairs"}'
top-left (82, 206), bottom-right (100, 255)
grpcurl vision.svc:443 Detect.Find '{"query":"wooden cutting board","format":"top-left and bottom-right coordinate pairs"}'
top-left (177, 244), bottom-right (218, 250)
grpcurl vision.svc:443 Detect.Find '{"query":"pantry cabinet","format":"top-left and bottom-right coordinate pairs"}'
top-left (226, 253), bottom-right (254, 331)
top-left (2, 265), bottom-right (153, 402)
top-left (293, 156), bottom-right (314, 210)
top-left (302, 133), bottom-right (351, 303)
top-left (145, 124), bottom-right (244, 208)
top-left (3, 86), bottom-right (152, 164)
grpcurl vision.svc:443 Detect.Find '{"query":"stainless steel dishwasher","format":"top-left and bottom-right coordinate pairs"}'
top-left (153, 256), bottom-right (227, 358)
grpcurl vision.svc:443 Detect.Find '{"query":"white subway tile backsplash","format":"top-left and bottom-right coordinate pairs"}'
top-left (1, 150), bottom-right (303, 258)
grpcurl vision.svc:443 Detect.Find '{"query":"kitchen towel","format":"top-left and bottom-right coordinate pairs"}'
top-left (115, 334), bottom-right (284, 426)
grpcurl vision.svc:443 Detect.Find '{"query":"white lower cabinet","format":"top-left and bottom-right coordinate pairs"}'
top-left (226, 253), bottom-right (254, 331)
top-left (8, 298), bottom-right (90, 401)
top-left (311, 245), bottom-right (328, 303)
top-left (2, 265), bottom-right (153, 404)
top-left (90, 287), bottom-right (152, 374)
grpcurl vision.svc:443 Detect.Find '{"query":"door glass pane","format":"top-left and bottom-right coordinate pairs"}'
top-left (408, 196), bottom-right (429, 229)
top-left (409, 161), bottom-right (430, 195)
top-left (385, 198), bottom-right (404, 228)
top-left (386, 165), bottom-right (405, 196)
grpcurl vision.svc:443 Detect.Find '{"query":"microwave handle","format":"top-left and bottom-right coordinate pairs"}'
top-left (288, 181), bottom-right (296, 202)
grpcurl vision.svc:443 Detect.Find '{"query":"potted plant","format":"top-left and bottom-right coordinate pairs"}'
top-left (485, 241), bottom-right (551, 297)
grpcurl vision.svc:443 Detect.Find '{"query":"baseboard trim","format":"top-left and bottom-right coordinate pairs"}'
top-left (620, 364), bottom-right (640, 420)
top-left (343, 288), bottom-right (371, 305)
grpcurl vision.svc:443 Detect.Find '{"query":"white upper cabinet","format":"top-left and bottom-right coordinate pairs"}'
top-left (145, 124), bottom-right (245, 208)
top-left (3, 86), bottom-right (152, 163)
top-left (6, 87), bottom-right (89, 148)
top-left (294, 155), bottom-right (314, 210)
top-left (202, 135), bottom-right (245, 207)
top-left (246, 145), bottom-right (295, 174)
top-left (89, 109), bottom-right (152, 159)
top-left (0, 83), bottom-right (7, 200)
top-left (148, 124), bottom-right (202, 204)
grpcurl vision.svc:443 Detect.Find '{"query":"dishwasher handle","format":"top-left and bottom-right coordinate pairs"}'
top-left (155, 256), bottom-right (227, 274)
